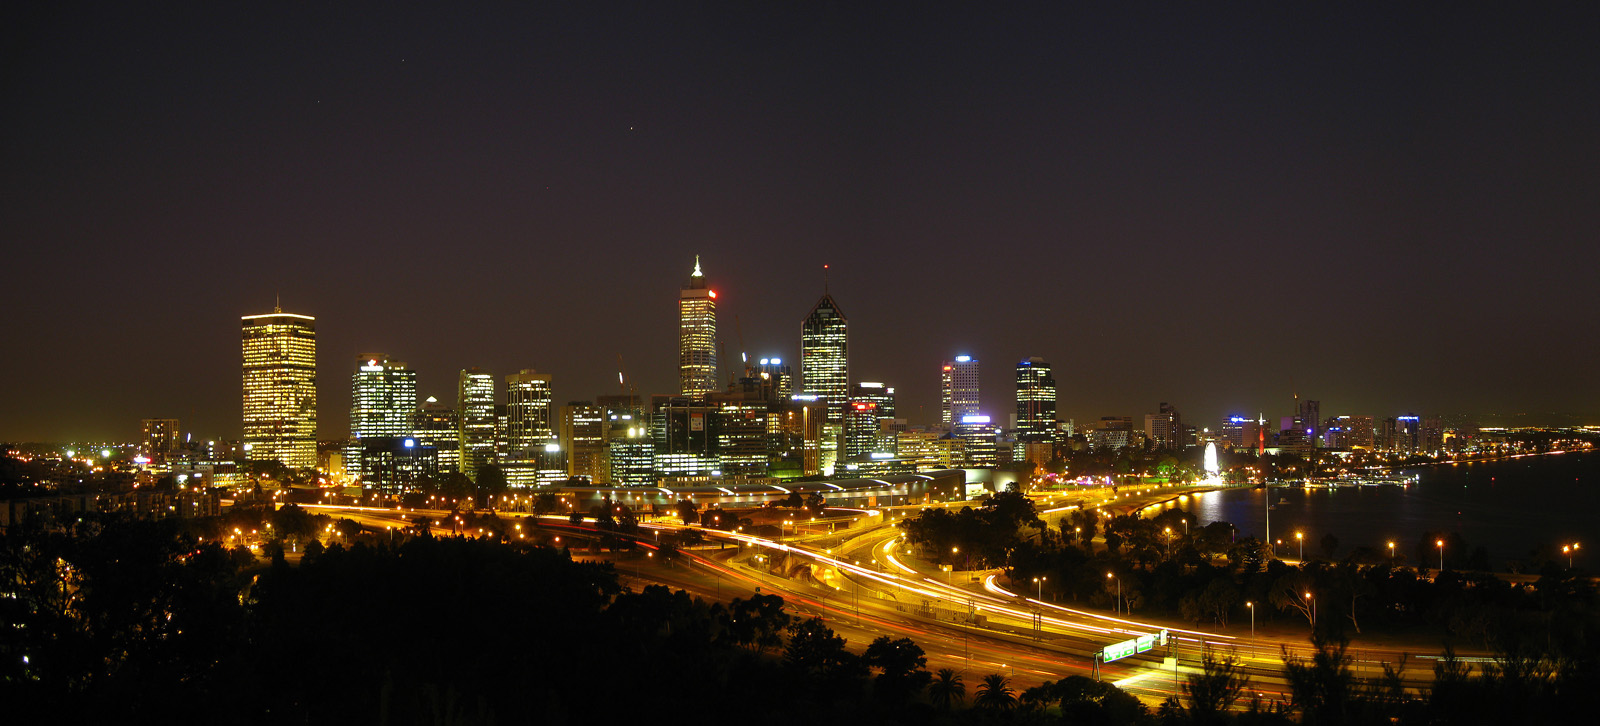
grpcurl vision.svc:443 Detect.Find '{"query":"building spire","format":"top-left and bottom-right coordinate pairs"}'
top-left (274, 292), bottom-right (281, 313)
top-left (692, 255), bottom-right (703, 277)
top-left (823, 263), bottom-right (830, 294)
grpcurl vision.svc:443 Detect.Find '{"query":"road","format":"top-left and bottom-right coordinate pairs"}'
top-left (300, 495), bottom-right (1481, 706)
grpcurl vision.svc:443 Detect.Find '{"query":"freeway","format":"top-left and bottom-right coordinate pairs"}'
top-left (299, 498), bottom-right (1474, 705)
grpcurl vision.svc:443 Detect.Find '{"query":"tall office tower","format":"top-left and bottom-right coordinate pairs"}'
top-left (1382, 414), bottom-right (1422, 452)
top-left (1299, 399), bottom-right (1321, 445)
top-left (801, 293), bottom-right (849, 422)
top-left (845, 382), bottom-right (896, 458)
top-left (560, 402), bottom-right (606, 483)
top-left (413, 397), bottom-right (461, 473)
top-left (679, 256), bottom-right (718, 397)
top-left (504, 370), bottom-right (555, 461)
top-left (456, 368), bottom-right (496, 480)
top-left (1014, 357), bottom-right (1057, 443)
top-left (1143, 402), bottom-right (1183, 450)
top-left (347, 355), bottom-right (418, 480)
top-left (606, 414), bottom-right (655, 486)
top-left (141, 418), bottom-right (181, 461)
top-left (757, 357), bottom-right (794, 398)
top-left (1343, 414), bottom-right (1376, 448)
top-left (940, 355), bottom-right (980, 427)
top-left (241, 307), bottom-right (317, 469)
top-left (1219, 416), bottom-right (1253, 448)
top-left (651, 395), bottom-right (719, 478)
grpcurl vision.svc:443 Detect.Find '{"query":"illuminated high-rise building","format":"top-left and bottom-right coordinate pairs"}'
top-left (1014, 357), bottom-right (1056, 443)
top-left (347, 355), bottom-right (417, 480)
top-left (350, 356), bottom-right (416, 439)
top-left (679, 256), bottom-right (718, 397)
top-left (413, 397), bottom-right (460, 473)
top-left (560, 401), bottom-right (606, 483)
top-left (756, 357), bottom-right (793, 399)
top-left (241, 307), bottom-right (317, 469)
top-left (845, 382), bottom-right (895, 458)
top-left (801, 293), bottom-right (848, 421)
top-left (140, 418), bottom-right (181, 462)
top-left (457, 368), bottom-right (496, 479)
top-left (940, 355), bottom-right (979, 427)
top-left (801, 291), bottom-right (847, 473)
top-left (505, 370), bottom-right (555, 461)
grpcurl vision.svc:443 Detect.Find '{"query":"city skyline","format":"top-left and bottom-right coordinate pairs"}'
top-left (5, 4), bottom-right (1599, 441)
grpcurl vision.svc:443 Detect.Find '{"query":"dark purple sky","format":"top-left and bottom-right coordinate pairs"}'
top-left (4, 3), bottom-right (1598, 442)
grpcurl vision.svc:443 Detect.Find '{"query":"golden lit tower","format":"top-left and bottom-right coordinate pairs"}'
top-left (679, 256), bottom-right (718, 397)
top-left (241, 305), bottom-right (317, 469)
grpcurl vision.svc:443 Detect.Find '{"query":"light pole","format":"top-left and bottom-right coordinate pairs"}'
top-left (1264, 485), bottom-right (1272, 560)
top-left (1106, 572), bottom-right (1121, 614)
top-left (1246, 600), bottom-right (1255, 638)
top-left (1304, 591), bottom-right (1316, 628)
top-left (1563, 542), bottom-right (1580, 568)
top-left (1296, 531), bottom-right (1303, 560)
top-left (1437, 539), bottom-right (1445, 572)
top-left (1387, 541), bottom-right (1395, 561)
top-left (1033, 576), bottom-right (1047, 599)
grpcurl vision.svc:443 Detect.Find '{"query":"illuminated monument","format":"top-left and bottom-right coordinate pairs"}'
top-left (679, 256), bottom-right (718, 397)
top-left (1203, 441), bottom-right (1221, 482)
top-left (241, 305), bottom-right (317, 469)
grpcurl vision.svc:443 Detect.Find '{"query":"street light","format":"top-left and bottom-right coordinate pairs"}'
top-left (1033, 576), bottom-right (1047, 599)
top-left (1304, 591), bottom-right (1316, 628)
top-left (1563, 542), bottom-right (1580, 568)
top-left (1436, 539), bottom-right (1445, 572)
top-left (1387, 541), bottom-right (1395, 561)
top-left (1246, 601), bottom-right (1255, 638)
top-left (1295, 531), bottom-right (1303, 560)
top-left (1106, 572), bottom-right (1121, 614)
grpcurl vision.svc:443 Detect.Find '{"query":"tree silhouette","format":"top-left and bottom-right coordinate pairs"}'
top-left (1184, 648), bottom-right (1250, 725)
top-left (928, 668), bottom-right (965, 709)
top-left (974, 673), bottom-right (1016, 710)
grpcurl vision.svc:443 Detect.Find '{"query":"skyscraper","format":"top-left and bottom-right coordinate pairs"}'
top-left (560, 401), bottom-right (606, 483)
top-left (801, 293), bottom-right (848, 421)
top-left (941, 355), bottom-right (979, 427)
top-left (241, 307), bottom-right (317, 469)
top-left (845, 382), bottom-right (895, 458)
top-left (457, 368), bottom-right (496, 480)
top-left (348, 355), bottom-right (418, 480)
top-left (679, 256), bottom-right (718, 397)
top-left (1014, 357), bottom-right (1056, 442)
top-left (504, 370), bottom-right (554, 461)
top-left (350, 356), bottom-right (417, 439)
top-left (413, 397), bottom-right (460, 473)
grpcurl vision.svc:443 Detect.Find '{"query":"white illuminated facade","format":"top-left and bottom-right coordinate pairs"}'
top-left (347, 355), bottom-right (417, 480)
top-left (801, 293), bottom-right (848, 422)
top-left (679, 256), bottom-right (718, 397)
top-left (241, 308), bottom-right (317, 469)
top-left (505, 370), bottom-right (554, 461)
top-left (941, 355), bottom-right (979, 427)
top-left (457, 368), bottom-right (496, 479)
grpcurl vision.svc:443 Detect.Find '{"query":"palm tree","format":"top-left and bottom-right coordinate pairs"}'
top-left (928, 668), bottom-right (965, 710)
top-left (975, 673), bottom-right (1017, 710)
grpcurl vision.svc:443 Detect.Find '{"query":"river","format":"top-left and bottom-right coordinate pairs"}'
top-left (1168, 451), bottom-right (1600, 570)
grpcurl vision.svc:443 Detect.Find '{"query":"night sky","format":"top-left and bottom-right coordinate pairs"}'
top-left (4, 3), bottom-right (1598, 442)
